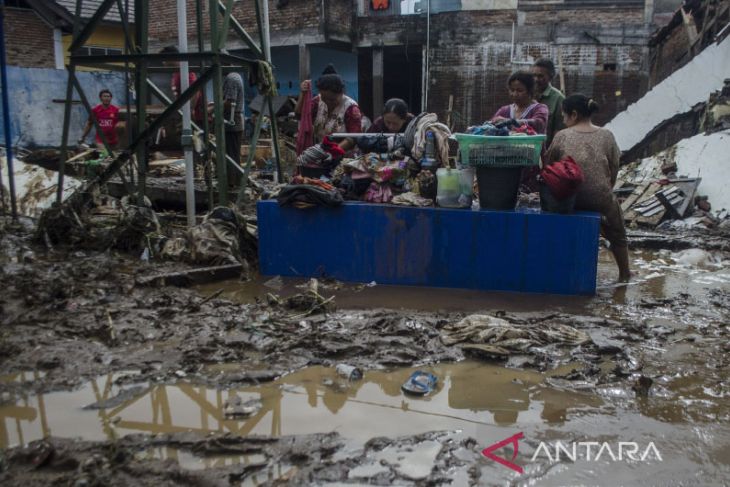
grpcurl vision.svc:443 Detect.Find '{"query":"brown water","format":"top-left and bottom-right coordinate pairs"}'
top-left (2, 357), bottom-right (730, 484)
top-left (2, 248), bottom-right (729, 484)
top-left (198, 248), bottom-right (730, 317)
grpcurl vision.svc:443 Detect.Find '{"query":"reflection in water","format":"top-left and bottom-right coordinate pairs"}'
top-left (1, 363), bottom-right (602, 457)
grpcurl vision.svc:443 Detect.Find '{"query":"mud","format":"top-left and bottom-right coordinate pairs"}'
top-left (1, 217), bottom-right (730, 485)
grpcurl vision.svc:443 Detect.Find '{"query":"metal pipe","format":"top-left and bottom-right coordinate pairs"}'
top-left (421, 0), bottom-right (431, 112)
top-left (330, 133), bottom-right (398, 138)
top-left (135, 0), bottom-right (149, 204)
top-left (197, 0), bottom-right (213, 211)
top-left (261, 0), bottom-right (272, 61)
top-left (177, 0), bottom-right (196, 227)
top-left (0, 0), bottom-right (17, 219)
top-left (209, 0), bottom-right (228, 205)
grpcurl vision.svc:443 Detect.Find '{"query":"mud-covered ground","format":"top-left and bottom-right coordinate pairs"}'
top-left (1, 219), bottom-right (729, 486)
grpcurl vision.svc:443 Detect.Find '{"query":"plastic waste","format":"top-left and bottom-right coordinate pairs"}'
top-left (436, 168), bottom-right (461, 208)
top-left (336, 364), bottom-right (362, 380)
top-left (401, 371), bottom-right (438, 395)
top-left (421, 131), bottom-right (437, 172)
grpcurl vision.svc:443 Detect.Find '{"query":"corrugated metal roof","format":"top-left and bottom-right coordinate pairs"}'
top-left (55, 0), bottom-right (135, 23)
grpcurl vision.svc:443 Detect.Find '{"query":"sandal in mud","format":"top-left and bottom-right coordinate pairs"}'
top-left (401, 371), bottom-right (438, 396)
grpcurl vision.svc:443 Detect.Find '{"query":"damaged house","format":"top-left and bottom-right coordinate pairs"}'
top-left (146, 0), bottom-right (682, 127)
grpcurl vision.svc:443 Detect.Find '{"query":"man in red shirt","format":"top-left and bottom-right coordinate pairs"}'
top-left (162, 45), bottom-right (205, 124)
top-left (78, 89), bottom-right (123, 150)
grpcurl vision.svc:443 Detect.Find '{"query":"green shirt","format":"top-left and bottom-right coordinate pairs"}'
top-left (538, 84), bottom-right (565, 145)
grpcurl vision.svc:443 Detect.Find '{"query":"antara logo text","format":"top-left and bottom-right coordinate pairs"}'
top-left (482, 433), bottom-right (663, 474)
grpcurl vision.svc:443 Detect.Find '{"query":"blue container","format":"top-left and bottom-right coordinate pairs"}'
top-left (257, 201), bottom-right (600, 295)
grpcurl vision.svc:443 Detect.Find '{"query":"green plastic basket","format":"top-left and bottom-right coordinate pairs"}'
top-left (454, 133), bottom-right (546, 167)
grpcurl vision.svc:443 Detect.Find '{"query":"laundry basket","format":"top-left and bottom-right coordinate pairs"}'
top-left (454, 133), bottom-right (546, 210)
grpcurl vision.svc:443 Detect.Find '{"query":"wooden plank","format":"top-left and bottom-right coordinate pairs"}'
top-left (67, 149), bottom-right (95, 163)
top-left (136, 264), bottom-right (243, 287)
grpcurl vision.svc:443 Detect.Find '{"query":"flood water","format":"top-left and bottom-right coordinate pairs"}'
top-left (2, 248), bottom-right (729, 485)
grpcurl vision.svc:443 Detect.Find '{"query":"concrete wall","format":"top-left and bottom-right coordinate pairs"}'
top-left (0, 67), bottom-right (128, 148)
top-left (606, 35), bottom-right (730, 152)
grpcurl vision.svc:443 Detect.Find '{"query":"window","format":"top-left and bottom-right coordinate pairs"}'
top-left (78, 46), bottom-right (124, 57)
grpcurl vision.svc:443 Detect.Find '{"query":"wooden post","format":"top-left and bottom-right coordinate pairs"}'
top-left (557, 47), bottom-right (566, 94)
top-left (372, 46), bottom-right (384, 118)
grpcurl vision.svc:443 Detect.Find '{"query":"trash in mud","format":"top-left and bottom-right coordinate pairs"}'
top-left (335, 363), bottom-right (362, 381)
top-left (440, 314), bottom-right (592, 357)
top-left (401, 371), bottom-right (438, 396)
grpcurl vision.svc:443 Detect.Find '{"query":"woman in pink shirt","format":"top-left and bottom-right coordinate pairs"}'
top-left (491, 71), bottom-right (548, 134)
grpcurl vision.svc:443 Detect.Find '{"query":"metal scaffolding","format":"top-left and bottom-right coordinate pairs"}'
top-left (56, 0), bottom-right (282, 221)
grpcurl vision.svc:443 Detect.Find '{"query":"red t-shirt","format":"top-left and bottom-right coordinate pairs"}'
top-left (92, 104), bottom-right (120, 145)
top-left (172, 72), bottom-right (205, 122)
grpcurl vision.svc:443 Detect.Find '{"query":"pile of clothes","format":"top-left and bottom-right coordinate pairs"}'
top-left (285, 112), bottom-right (453, 208)
top-left (277, 175), bottom-right (344, 209)
top-left (295, 137), bottom-right (346, 172)
top-left (466, 119), bottom-right (537, 137)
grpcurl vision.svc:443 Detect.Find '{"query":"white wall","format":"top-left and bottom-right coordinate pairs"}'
top-left (606, 36), bottom-right (730, 152)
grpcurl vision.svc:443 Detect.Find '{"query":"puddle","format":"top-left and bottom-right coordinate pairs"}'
top-left (199, 249), bottom-right (730, 320)
top-left (1, 363), bottom-right (602, 450)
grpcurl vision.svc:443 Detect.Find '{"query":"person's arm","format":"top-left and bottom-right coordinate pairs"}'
top-left (79, 115), bottom-right (94, 144)
top-left (294, 80), bottom-right (311, 118)
top-left (518, 103), bottom-right (548, 134)
top-left (552, 95), bottom-right (566, 134)
top-left (367, 117), bottom-right (383, 134)
top-left (490, 105), bottom-right (510, 123)
top-left (339, 104), bottom-right (362, 151)
top-left (607, 131), bottom-right (621, 186)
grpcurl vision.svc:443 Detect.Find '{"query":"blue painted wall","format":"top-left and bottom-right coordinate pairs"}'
top-left (0, 66), bottom-right (128, 148)
top-left (268, 45), bottom-right (359, 102)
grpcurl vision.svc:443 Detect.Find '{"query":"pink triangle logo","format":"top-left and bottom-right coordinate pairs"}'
top-left (481, 432), bottom-right (524, 474)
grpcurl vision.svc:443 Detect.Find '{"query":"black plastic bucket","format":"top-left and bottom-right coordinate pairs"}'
top-left (539, 182), bottom-right (577, 214)
top-left (299, 166), bottom-right (330, 179)
top-left (476, 167), bottom-right (522, 210)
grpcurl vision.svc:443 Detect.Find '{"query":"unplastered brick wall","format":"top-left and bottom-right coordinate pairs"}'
top-left (429, 50), bottom-right (648, 128)
top-left (325, 0), bottom-right (354, 40)
top-left (3, 8), bottom-right (55, 68)
top-left (520, 6), bottom-right (644, 25)
top-left (427, 19), bottom-right (648, 128)
top-left (148, 0), bottom-right (321, 48)
top-left (649, 25), bottom-right (691, 86)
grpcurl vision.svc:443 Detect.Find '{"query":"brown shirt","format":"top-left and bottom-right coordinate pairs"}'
top-left (545, 127), bottom-right (621, 213)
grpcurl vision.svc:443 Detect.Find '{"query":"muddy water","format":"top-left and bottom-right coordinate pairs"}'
top-left (3, 248), bottom-right (729, 484)
top-left (3, 358), bottom-right (730, 483)
top-left (198, 248), bottom-right (730, 317)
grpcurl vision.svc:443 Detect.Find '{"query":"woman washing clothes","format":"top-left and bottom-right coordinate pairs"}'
top-left (545, 94), bottom-right (631, 282)
top-left (367, 98), bottom-right (415, 133)
top-left (295, 64), bottom-right (362, 153)
top-left (491, 71), bottom-right (548, 134)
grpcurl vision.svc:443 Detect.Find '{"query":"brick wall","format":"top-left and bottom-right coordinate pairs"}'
top-left (325, 0), bottom-right (354, 40)
top-left (3, 8), bottom-right (55, 68)
top-left (422, 7), bottom-right (648, 129)
top-left (148, 0), bottom-right (322, 48)
top-left (521, 6), bottom-right (644, 25)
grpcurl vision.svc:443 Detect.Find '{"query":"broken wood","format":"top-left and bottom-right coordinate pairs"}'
top-left (136, 264), bottom-right (243, 287)
top-left (67, 149), bottom-right (95, 163)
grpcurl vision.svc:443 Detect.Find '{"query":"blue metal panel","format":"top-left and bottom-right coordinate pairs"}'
top-left (257, 201), bottom-right (600, 295)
